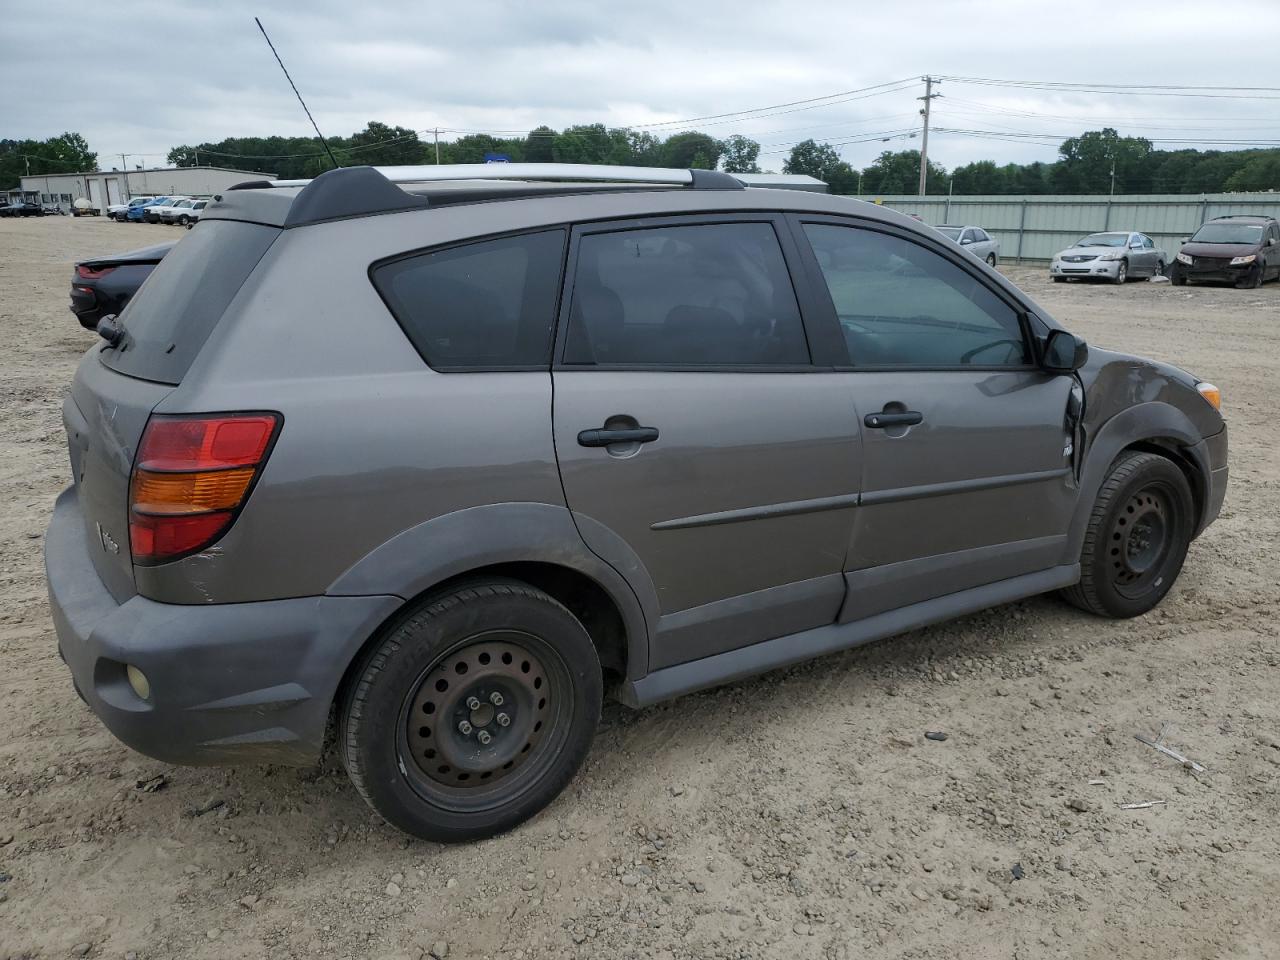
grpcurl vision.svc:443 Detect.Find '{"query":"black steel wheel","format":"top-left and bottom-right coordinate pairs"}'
top-left (341, 580), bottom-right (601, 842)
top-left (1060, 452), bottom-right (1195, 618)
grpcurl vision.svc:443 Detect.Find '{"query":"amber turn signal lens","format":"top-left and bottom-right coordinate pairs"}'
top-left (1196, 382), bottom-right (1221, 411)
top-left (131, 467), bottom-right (256, 515)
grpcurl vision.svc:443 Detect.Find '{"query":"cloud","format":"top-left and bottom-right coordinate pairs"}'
top-left (5, 0), bottom-right (1279, 173)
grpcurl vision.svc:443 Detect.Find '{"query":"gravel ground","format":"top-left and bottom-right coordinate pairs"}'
top-left (1, 216), bottom-right (1278, 960)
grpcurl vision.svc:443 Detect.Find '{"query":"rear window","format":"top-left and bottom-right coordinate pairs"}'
top-left (371, 230), bottom-right (567, 370)
top-left (102, 220), bottom-right (278, 385)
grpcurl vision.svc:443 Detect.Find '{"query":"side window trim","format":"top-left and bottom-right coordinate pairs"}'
top-left (784, 212), bottom-right (1040, 372)
top-left (551, 212), bottom-right (832, 372)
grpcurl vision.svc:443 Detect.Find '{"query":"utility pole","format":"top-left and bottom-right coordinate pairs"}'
top-left (917, 76), bottom-right (941, 197)
top-left (120, 154), bottom-right (132, 201)
top-left (434, 128), bottom-right (440, 165)
top-left (1110, 160), bottom-right (1116, 196)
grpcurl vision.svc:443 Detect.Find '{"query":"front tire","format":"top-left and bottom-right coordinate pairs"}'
top-left (986, 253), bottom-right (997, 268)
top-left (1112, 260), bottom-right (1128, 284)
top-left (341, 580), bottom-right (602, 842)
top-left (1060, 452), bottom-right (1195, 619)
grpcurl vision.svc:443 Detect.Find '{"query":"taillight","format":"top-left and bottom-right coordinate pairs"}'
top-left (129, 413), bottom-right (281, 564)
top-left (76, 264), bottom-right (117, 280)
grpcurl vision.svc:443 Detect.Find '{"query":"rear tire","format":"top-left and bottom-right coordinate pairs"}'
top-left (1059, 452), bottom-right (1195, 618)
top-left (986, 253), bottom-right (997, 268)
top-left (341, 580), bottom-right (602, 842)
top-left (1153, 260), bottom-right (1165, 278)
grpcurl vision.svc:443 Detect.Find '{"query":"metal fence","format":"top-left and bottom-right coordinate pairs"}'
top-left (858, 193), bottom-right (1280, 262)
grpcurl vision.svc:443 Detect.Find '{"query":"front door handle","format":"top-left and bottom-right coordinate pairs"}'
top-left (578, 426), bottom-right (660, 447)
top-left (864, 411), bottom-right (923, 429)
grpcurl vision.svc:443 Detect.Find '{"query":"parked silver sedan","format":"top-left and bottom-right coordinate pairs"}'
top-left (935, 224), bottom-right (1000, 266)
top-left (1050, 232), bottom-right (1168, 284)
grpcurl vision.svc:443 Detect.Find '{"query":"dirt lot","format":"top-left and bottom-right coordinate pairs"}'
top-left (1, 215), bottom-right (1278, 960)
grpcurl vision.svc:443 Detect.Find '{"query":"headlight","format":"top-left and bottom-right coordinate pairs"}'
top-left (1197, 382), bottom-right (1221, 411)
top-left (1230, 254), bottom-right (1256, 266)
top-left (1098, 252), bottom-right (1123, 261)
top-left (1176, 252), bottom-right (1193, 265)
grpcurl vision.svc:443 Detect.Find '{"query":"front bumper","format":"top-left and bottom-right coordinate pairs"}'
top-left (1171, 260), bottom-right (1260, 285)
top-left (1050, 259), bottom-right (1124, 279)
top-left (45, 486), bottom-right (400, 766)
top-left (1196, 424), bottom-right (1229, 536)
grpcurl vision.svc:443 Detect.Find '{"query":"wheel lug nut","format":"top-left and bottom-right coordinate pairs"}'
top-left (458, 720), bottom-right (473, 735)
top-left (466, 696), bottom-right (481, 710)
top-left (497, 712), bottom-right (511, 727)
top-left (489, 691), bottom-right (504, 706)
top-left (477, 730), bottom-right (493, 745)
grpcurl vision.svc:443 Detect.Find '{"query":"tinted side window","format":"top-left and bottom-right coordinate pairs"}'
top-left (974, 228), bottom-right (990, 242)
top-left (563, 222), bottom-right (809, 366)
top-left (373, 230), bottom-right (566, 370)
top-left (803, 223), bottom-right (1028, 368)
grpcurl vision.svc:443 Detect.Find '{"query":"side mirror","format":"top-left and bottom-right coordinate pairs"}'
top-left (1181, 237), bottom-right (1191, 244)
top-left (1043, 330), bottom-right (1088, 373)
top-left (1268, 237), bottom-right (1276, 247)
top-left (960, 236), bottom-right (972, 244)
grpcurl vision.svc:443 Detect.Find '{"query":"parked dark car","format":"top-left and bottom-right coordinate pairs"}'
top-left (2, 200), bottom-right (45, 217)
top-left (1171, 215), bottom-right (1280, 288)
top-left (68, 241), bottom-right (174, 329)
top-left (45, 164), bottom-right (1227, 843)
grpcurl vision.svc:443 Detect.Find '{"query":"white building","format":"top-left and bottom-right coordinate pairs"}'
top-left (18, 165), bottom-right (276, 212)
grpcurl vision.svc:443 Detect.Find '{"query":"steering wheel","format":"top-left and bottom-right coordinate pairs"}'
top-left (960, 339), bottom-right (1023, 364)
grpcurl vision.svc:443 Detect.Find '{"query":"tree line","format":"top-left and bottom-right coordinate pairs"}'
top-left (5, 125), bottom-right (1279, 196)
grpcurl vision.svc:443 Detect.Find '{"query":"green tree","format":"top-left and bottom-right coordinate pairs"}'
top-left (1224, 153), bottom-right (1280, 191)
top-left (524, 126), bottom-right (557, 163)
top-left (1053, 128), bottom-right (1152, 194)
top-left (1, 132), bottom-right (96, 187)
top-left (860, 150), bottom-right (946, 195)
top-left (343, 121), bottom-right (426, 166)
top-left (783, 139), bottom-right (842, 181)
top-left (721, 134), bottom-right (761, 174)
top-left (660, 132), bottom-right (723, 169)
top-left (950, 159), bottom-right (1006, 195)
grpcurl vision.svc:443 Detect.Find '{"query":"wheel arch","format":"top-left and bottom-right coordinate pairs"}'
top-left (324, 502), bottom-right (655, 726)
top-left (1065, 401), bottom-right (1211, 561)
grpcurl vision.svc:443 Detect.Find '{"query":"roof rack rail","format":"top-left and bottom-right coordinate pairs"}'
top-left (265, 163), bottom-right (746, 228)
top-left (271, 163), bottom-right (746, 190)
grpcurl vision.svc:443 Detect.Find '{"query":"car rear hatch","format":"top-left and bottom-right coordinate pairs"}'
top-left (64, 221), bottom-right (280, 601)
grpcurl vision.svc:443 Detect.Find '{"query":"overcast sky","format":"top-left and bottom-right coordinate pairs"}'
top-left (6, 0), bottom-right (1280, 174)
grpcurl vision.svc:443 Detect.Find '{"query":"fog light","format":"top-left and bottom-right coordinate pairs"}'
top-left (126, 664), bottom-right (151, 701)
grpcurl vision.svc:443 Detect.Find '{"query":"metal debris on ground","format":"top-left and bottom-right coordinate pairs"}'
top-left (1088, 779), bottom-right (1106, 786)
top-left (1135, 731), bottom-right (1206, 773)
top-left (1118, 800), bottom-right (1167, 810)
top-left (924, 731), bottom-right (948, 741)
top-left (1010, 863), bottom-right (1024, 881)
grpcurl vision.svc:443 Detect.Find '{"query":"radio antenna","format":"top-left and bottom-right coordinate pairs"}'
top-left (255, 16), bottom-right (341, 170)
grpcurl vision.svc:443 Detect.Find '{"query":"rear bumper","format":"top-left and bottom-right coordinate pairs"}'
top-left (45, 485), bottom-right (400, 766)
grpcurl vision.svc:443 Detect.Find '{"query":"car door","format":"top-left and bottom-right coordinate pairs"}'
top-left (790, 216), bottom-right (1078, 623)
top-left (551, 215), bottom-right (862, 670)
top-left (1267, 224), bottom-right (1280, 278)
top-left (1129, 233), bottom-right (1153, 275)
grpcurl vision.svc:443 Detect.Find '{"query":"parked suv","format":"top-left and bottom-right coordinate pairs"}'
top-left (45, 164), bottom-right (1228, 842)
top-left (1171, 215), bottom-right (1280, 288)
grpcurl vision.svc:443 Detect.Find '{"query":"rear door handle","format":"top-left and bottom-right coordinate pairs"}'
top-left (577, 426), bottom-right (660, 447)
top-left (864, 411), bottom-right (923, 429)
